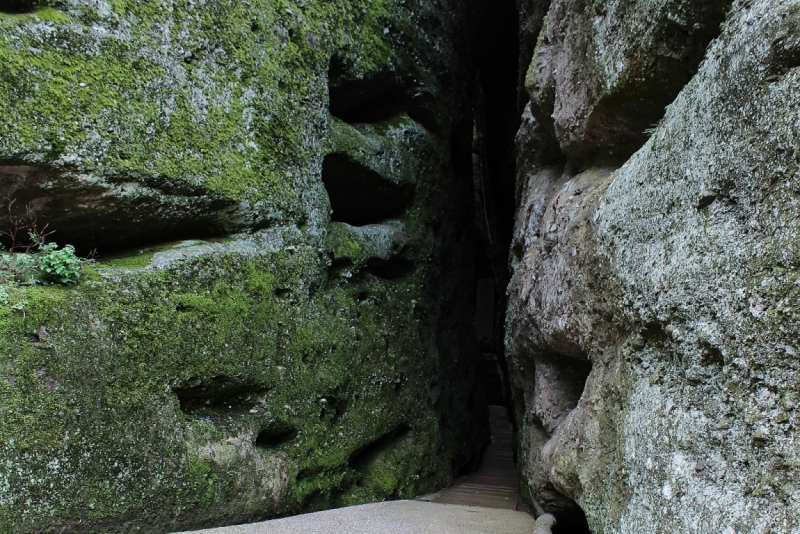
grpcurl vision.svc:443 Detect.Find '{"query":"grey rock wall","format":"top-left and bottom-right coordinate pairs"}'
top-left (509, 0), bottom-right (800, 532)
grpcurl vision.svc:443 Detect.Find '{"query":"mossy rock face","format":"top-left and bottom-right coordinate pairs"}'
top-left (0, 0), bottom-right (466, 249)
top-left (0, 0), bottom-right (485, 532)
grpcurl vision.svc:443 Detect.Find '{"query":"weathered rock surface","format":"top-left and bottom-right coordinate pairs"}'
top-left (525, 0), bottom-right (730, 165)
top-left (0, 1), bottom-right (486, 532)
top-left (509, 0), bottom-right (800, 532)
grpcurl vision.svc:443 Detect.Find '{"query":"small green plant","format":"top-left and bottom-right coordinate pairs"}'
top-left (36, 242), bottom-right (82, 284)
top-left (0, 239), bottom-right (84, 286)
top-left (0, 199), bottom-right (86, 307)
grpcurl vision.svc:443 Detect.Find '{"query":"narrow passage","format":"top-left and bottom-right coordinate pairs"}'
top-left (428, 405), bottom-right (526, 511)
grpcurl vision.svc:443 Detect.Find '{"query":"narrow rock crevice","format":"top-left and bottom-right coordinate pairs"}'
top-left (468, 0), bottom-right (521, 424)
top-left (468, 0), bottom-right (602, 528)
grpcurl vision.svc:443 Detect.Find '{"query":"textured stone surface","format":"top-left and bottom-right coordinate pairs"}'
top-left (0, 1), bottom-right (486, 532)
top-left (509, 0), bottom-right (800, 532)
top-left (525, 0), bottom-right (730, 165)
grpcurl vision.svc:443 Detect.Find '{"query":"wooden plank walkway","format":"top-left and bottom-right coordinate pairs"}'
top-left (429, 405), bottom-right (528, 512)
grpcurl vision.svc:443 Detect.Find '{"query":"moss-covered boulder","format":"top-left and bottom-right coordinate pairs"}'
top-left (0, 0), bottom-right (485, 532)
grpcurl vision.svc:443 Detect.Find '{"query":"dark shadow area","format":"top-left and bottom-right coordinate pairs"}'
top-left (322, 154), bottom-right (414, 226)
top-left (364, 255), bottom-right (415, 280)
top-left (0, 0), bottom-right (37, 13)
top-left (477, 355), bottom-right (505, 405)
top-left (172, 376), bottom-right (266, 414)
top-left (328, 56), bottom-right (440, 133)
top-left (471, 0), bottom-right (521, 284)
top-left (468, 0), bottom-right (521, 427)
top-left (329, 56), bottom-right (408, 125)
top-left (551, 503), bottom-right (592, 534)
top-left (255, 422), bottom-right (297, 449)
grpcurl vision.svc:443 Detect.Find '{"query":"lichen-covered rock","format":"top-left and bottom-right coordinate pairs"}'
top-left (0, 0), bottom-right (486, 532)
top-left (509, 0), bottom-right (800, 532)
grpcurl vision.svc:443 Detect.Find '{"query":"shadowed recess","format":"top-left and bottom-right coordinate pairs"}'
top-left (328, 56), bottom-right (440, 133)
top-left (172, 376), bottom-right (267, 414)
top-left (0, 164), bottom-right (243, 256)
top-left (348, 423), bottom-right (411, 469)
top-left (255, 422), bottom-right (297, 449)
top-left (0, 0), bottom-right (37, 13)
top-left (321, 154), bottom-right (414, 226)
top-left (365, 255), bottom-right (415, 280)
top-left (329, 56), bottom-right (408, 124)
top-left (551, 502), bottom-right (591, 534)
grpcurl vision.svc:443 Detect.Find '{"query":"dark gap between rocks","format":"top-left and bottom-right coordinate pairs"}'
top-left (469, 0), bottom-right (521, 431)
top-left (467, 0), bottom-right (521, 486)
top-left (467, 0), bottom-right (596, 528)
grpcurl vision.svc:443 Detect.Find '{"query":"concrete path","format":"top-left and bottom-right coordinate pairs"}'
top-left (176, 500), bottom-right (534, 534)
